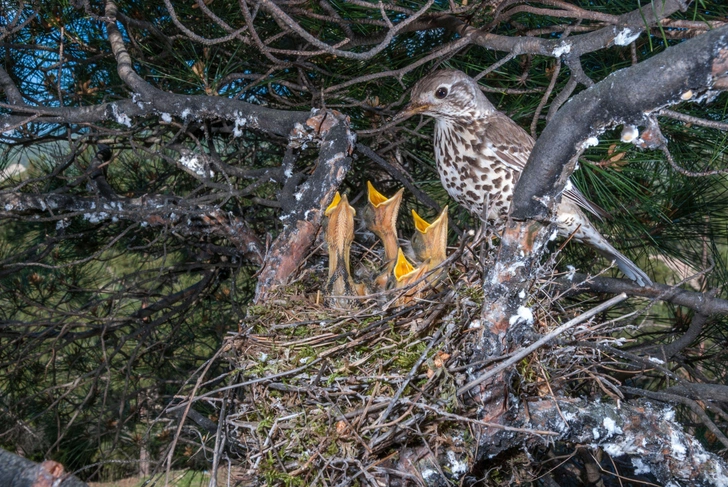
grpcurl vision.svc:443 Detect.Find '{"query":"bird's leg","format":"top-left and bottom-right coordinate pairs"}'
top-left (479, 193), bottom-right (503, 251)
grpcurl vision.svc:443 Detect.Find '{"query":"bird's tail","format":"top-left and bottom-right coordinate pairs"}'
top-left (558, 203), bottom-right (651, 286)
top-left (592, 237), bottom-right (652, 286)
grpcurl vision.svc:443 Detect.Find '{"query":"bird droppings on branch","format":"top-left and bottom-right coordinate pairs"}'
top-left (614, 28), bottom-right (641, 46)
top-left (233, 112), bottom-right (248, 137)
top-left (552, 41), bottom-right (572, 57)
top-left (110, 103), bottom-right (132, 127)
top-left (4, 1), bottom-right (728, 485)
top-left (82, 211), bottom-right (110, 223)
top-left (179, 154), bottom-right (213, 178)
top-left (508, 305), bottom-right (534, 325)
top-left (582, 136), bottom-right (600, 148)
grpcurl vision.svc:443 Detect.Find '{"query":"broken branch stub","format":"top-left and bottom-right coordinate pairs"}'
top-left (254, 110), bottom-right (355, 302)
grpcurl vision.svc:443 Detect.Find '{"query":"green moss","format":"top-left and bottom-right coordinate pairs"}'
top-left (460, 285), bottom-right (485, 305)
top-left (394, 342), bottom-right (427, 370)
top-left (261, 453), bottom-right (306, 487)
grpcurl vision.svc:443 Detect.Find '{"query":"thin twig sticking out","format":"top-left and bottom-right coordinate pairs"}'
top-left (457, 293), bottom-right (628, 396)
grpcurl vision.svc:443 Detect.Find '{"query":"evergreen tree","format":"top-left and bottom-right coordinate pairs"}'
top-left (2, 1), bottom-right (728, 485)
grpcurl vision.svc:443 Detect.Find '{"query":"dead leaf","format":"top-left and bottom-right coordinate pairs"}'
top-left (192, 60), bottom-right (205, 79)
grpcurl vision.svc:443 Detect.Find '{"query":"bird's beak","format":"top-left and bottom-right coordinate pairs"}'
top-left (364, 182), bottom-right (404, 254)
top-left (393, 248), bottom-right (423, 285)
top-left (393, 247), bottom-right (427, 305)
top-left (363, 182), bottom-right (404, 291)
top-left (411, 206), bottom-right (448, 266)
top-left (393, 102), bottom-right (430, 121)
top-left (324, 192), bottom-right (358, 305)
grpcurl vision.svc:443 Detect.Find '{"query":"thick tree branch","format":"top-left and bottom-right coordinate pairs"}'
top-left (664, 383), bottom-right (728, 403)
top-left (0, 85), bottom-right (306, 140)
top-left (0, 0), bottom-right (304, 138)
top-left (0, 192), bottom-right (264, 265)
top-left (478, 24), bottom-right (728, 343)
top-left (621, 386), bottom-right (728, 450)
top-left (254, 110), bottom-right (354, 302)
top-left (432, 0), bottom-right (686, 60)
top-left (514, 24), bottom-right (728, 220)
top-left (468, 24), bottom-right (728, 482)
top-left (0, 66), bottom-right (24, 105)
top-left (0, 448), bottom-right (88, 487)
top-left (521, 398), bottom-right (728, 487)
top-left (396, 397), bottom-right (728, 486)
top-left (557, 273), bottom-right (728, 316)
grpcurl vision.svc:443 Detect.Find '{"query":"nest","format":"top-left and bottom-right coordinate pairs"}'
top-left (221, 251), bottom-right (484, 483)
top-left (216, 235), bottom-right (633, 486)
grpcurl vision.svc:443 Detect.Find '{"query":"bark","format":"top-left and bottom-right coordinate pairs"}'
top-left (254, 110), bottom-right (354, 302)
top-left (513, 24), bottom-right (728, 221)
top-left (0, 448), bottom-right (88, 487)
top-left (0, 4), bottom-right (310, 139)
top-left (478, 25), bottom-right (728, 359)
top-left (439, 0), bottom-right (687, 60)
top-left (522, 398), bottom-right (728, 487)
top-left (557, 273), bottom-right (728, 315)
top-left (462, 23), bottom-right (728, 487)
top-left (0, 192), bottom-right (264, 266)
top-left (385, 398), bottom-right (728, 486)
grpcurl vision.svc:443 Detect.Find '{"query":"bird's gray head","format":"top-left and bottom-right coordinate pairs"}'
top-left (399, 70), bottom-right (495, 122)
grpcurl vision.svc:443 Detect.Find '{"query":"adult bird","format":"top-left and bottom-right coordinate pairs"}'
top-left (398, 69), bottom-right (651, 286)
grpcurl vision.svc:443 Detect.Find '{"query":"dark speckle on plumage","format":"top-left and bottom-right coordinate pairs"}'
top-left (398, 69), bottom-right (651, 286)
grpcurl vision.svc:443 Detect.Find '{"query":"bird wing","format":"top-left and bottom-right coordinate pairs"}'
top-left (483, 112), bottom-right (610, 220)
top-left (479, 112), bottom-right (533, 173)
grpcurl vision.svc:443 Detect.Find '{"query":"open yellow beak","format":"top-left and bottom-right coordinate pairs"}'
top-left (363, 181), bottom-right (404, 264)
top-left (364, 182), bottom-right (405, 292)
top-left (325, 191), bottom-right (343, 216)
top-left (393, 248), bottom-right (427, 305)
top-left (411, 206), bottom-right (448, 266)
top-left (366, 181), bottom-right (404, 210)
top-left (325, 192), bottom-right (357, 305)
top-left (393, 248), bottom-right (417, 283)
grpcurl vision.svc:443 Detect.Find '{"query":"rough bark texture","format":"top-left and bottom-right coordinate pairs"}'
top-left (513, 24), bottom-right (728, 221)
top-left (254, 110), bottom-right (354, 302)
top-left (0, 192), bottom-right (265, 265)
top-left (523, 398), bottom-right (728, 487)
top-left (467, 23), bottom-right (728, 483)
top-left (387, 397), bottom-right (728, 486)
top-left (0, 448), bottom-right (88, 487)
top-left (557, 273), bottom-right (728, 315)
top-left (445, 0), bottom-right (686, 59)
top-left (479, 24), bottom-right (728, 360)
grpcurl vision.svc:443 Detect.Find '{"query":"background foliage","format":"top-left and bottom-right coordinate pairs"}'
top-left (2, 0), bottom-right (728, 484)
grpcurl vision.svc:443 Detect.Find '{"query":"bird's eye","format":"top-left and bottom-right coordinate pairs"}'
top-left (435, 87), bottom-right (448, 99)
